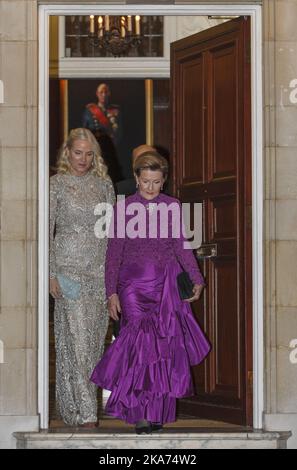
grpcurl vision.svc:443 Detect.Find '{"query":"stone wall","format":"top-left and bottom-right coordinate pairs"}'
top-left (0, 0), bottom-right (39, 449)
top-left (263, 0), bottom-right (297, 449)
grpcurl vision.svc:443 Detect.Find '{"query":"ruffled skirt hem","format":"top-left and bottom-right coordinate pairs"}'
top-left (90, 260), bottom-right (211, 424)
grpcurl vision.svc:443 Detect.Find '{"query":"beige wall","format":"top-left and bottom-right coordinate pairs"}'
top-left (263, 0), bottom-right (297, 448)
top-left (0, 0), bottom-right (39, 448)
top-left (0, 0), bottom-right (297, 449)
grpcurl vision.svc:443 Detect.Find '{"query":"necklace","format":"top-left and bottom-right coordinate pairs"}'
top-left (146, 203), bottom-right (156, 214)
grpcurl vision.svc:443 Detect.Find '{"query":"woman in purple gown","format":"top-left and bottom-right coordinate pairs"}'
top-left (91, 152), bottom-right (210, 433)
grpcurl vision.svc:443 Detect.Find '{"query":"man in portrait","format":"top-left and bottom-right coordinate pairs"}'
top-left (82, 83), bottom-right (121, 145)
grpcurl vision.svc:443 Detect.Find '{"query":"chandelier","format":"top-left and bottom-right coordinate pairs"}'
top-left (88, 15), bottom-right (142, 57)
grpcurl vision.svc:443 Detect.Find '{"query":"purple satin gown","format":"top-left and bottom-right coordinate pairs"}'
top-left (90, 192), bottom-right (211, 425)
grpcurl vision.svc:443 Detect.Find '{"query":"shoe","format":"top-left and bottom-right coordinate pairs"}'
top-left (151, 423), bottom-right (163, 432)
top-left (135, 425), bottom-right (152, 435)
top-left (80, 421), bottom-right (98, 429)
top-left (135, 420), bottom-right (152, 435)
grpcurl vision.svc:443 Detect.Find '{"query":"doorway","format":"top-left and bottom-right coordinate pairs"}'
top-left (48, 76), bottom-right (171, 428)
top-left (39, 3), bottom-right (263, 431)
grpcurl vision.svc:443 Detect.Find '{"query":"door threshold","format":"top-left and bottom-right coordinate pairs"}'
top-left (49, 417), bottom-right (250, 433)
top-left (15, 429), bottom-right (291, 449)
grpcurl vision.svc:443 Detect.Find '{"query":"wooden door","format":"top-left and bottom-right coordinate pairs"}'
top-left (171, 17), bottom-right (252, 425)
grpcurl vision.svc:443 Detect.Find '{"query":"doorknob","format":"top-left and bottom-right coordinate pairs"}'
top-left (196, 244), bottom-right (217, 259)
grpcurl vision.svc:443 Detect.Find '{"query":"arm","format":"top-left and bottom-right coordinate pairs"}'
top-left (105, 201), bottom-right (126, 299)
top-left (104, 178), bottom-right (116, 206)
top-left (113, 107), bottom-right (122, 145)
top-left (49, 176), bottom-right (58, 279)
top-left (172, 202), bottom-right (205, 286)
top-left (103, 179), bottom-right (122, 319)
top-left (49, 177), bottom-right (62, 299)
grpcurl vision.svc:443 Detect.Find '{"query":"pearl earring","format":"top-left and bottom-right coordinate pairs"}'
top-left (136, 182), bottom-right (139, 188)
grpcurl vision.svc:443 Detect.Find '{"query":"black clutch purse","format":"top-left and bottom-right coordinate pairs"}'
top-left (177, 271), bottom-right (194, 300)
top-left (112, 319), bottom-right (121, 338)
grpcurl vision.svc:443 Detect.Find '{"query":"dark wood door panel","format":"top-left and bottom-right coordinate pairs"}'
top-left (180, 178), bottom-right (236, 201)
top-left (171, 17), bottom-right (252, 425)
top-left (182, 58), bottom-right (204, 183)
top-left (210, 197), bottom-right (237, 239)
top-left (208, 43), bottom-right (238, 180)
top-left (212, 261), bottom-right (239, 392)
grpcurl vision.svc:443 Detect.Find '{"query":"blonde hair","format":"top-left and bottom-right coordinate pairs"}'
top-left (56, 128), bottom-right (109, 179)
top-left (133, 151), bottom-right (169, 179)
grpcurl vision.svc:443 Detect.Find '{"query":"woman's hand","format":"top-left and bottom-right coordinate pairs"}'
top-left (50, 278), bottom-right (62, 299)
top-left (185, 284), bottom-right (204, 303)
top-left (108, 293), bottom-right (122, 321)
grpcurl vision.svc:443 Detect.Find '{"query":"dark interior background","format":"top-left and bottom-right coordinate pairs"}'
top-left (49, 78), bottom-right (170, 182)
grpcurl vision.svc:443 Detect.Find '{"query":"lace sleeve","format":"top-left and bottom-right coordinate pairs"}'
top-left (49, 176), bottom-right (58, 279)
top-left (172, 202), bottom-right (205, 286)
top-left (104, 178), bottom-right (116, 206)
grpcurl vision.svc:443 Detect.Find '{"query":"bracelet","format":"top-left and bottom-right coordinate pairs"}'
top-left (108, 293), bottom-right (117, 300)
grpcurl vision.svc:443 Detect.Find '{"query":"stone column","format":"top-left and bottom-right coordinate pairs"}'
top-left (263, 0), bottom-right (297, 449)
top-left (0, 0), bottom-right (39, 448)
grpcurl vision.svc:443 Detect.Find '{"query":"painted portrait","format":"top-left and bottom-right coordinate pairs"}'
top-left (68, 79), bottom-right (146, 182)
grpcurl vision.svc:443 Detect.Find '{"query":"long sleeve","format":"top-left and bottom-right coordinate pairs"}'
top-left (104, 178), bottom-right (116, 206)
top-left (172, 202), bottom-right (205, 286)
top-left (49, 176), bottom-right (58, 279)
top-left (105, 202), bottom-right (126, 298)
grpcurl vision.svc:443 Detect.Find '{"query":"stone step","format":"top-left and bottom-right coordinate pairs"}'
top-left (14, 430), bottom-right (291, 449)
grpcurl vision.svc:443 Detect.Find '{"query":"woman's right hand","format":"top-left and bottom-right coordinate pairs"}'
top-left (108, 294), bottom-right (121, 321)
top-left (50, 278), bottom-right (62, 299)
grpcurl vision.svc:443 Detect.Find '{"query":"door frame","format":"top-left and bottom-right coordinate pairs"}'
top-left (38, 3), bottom-right (263, 430)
